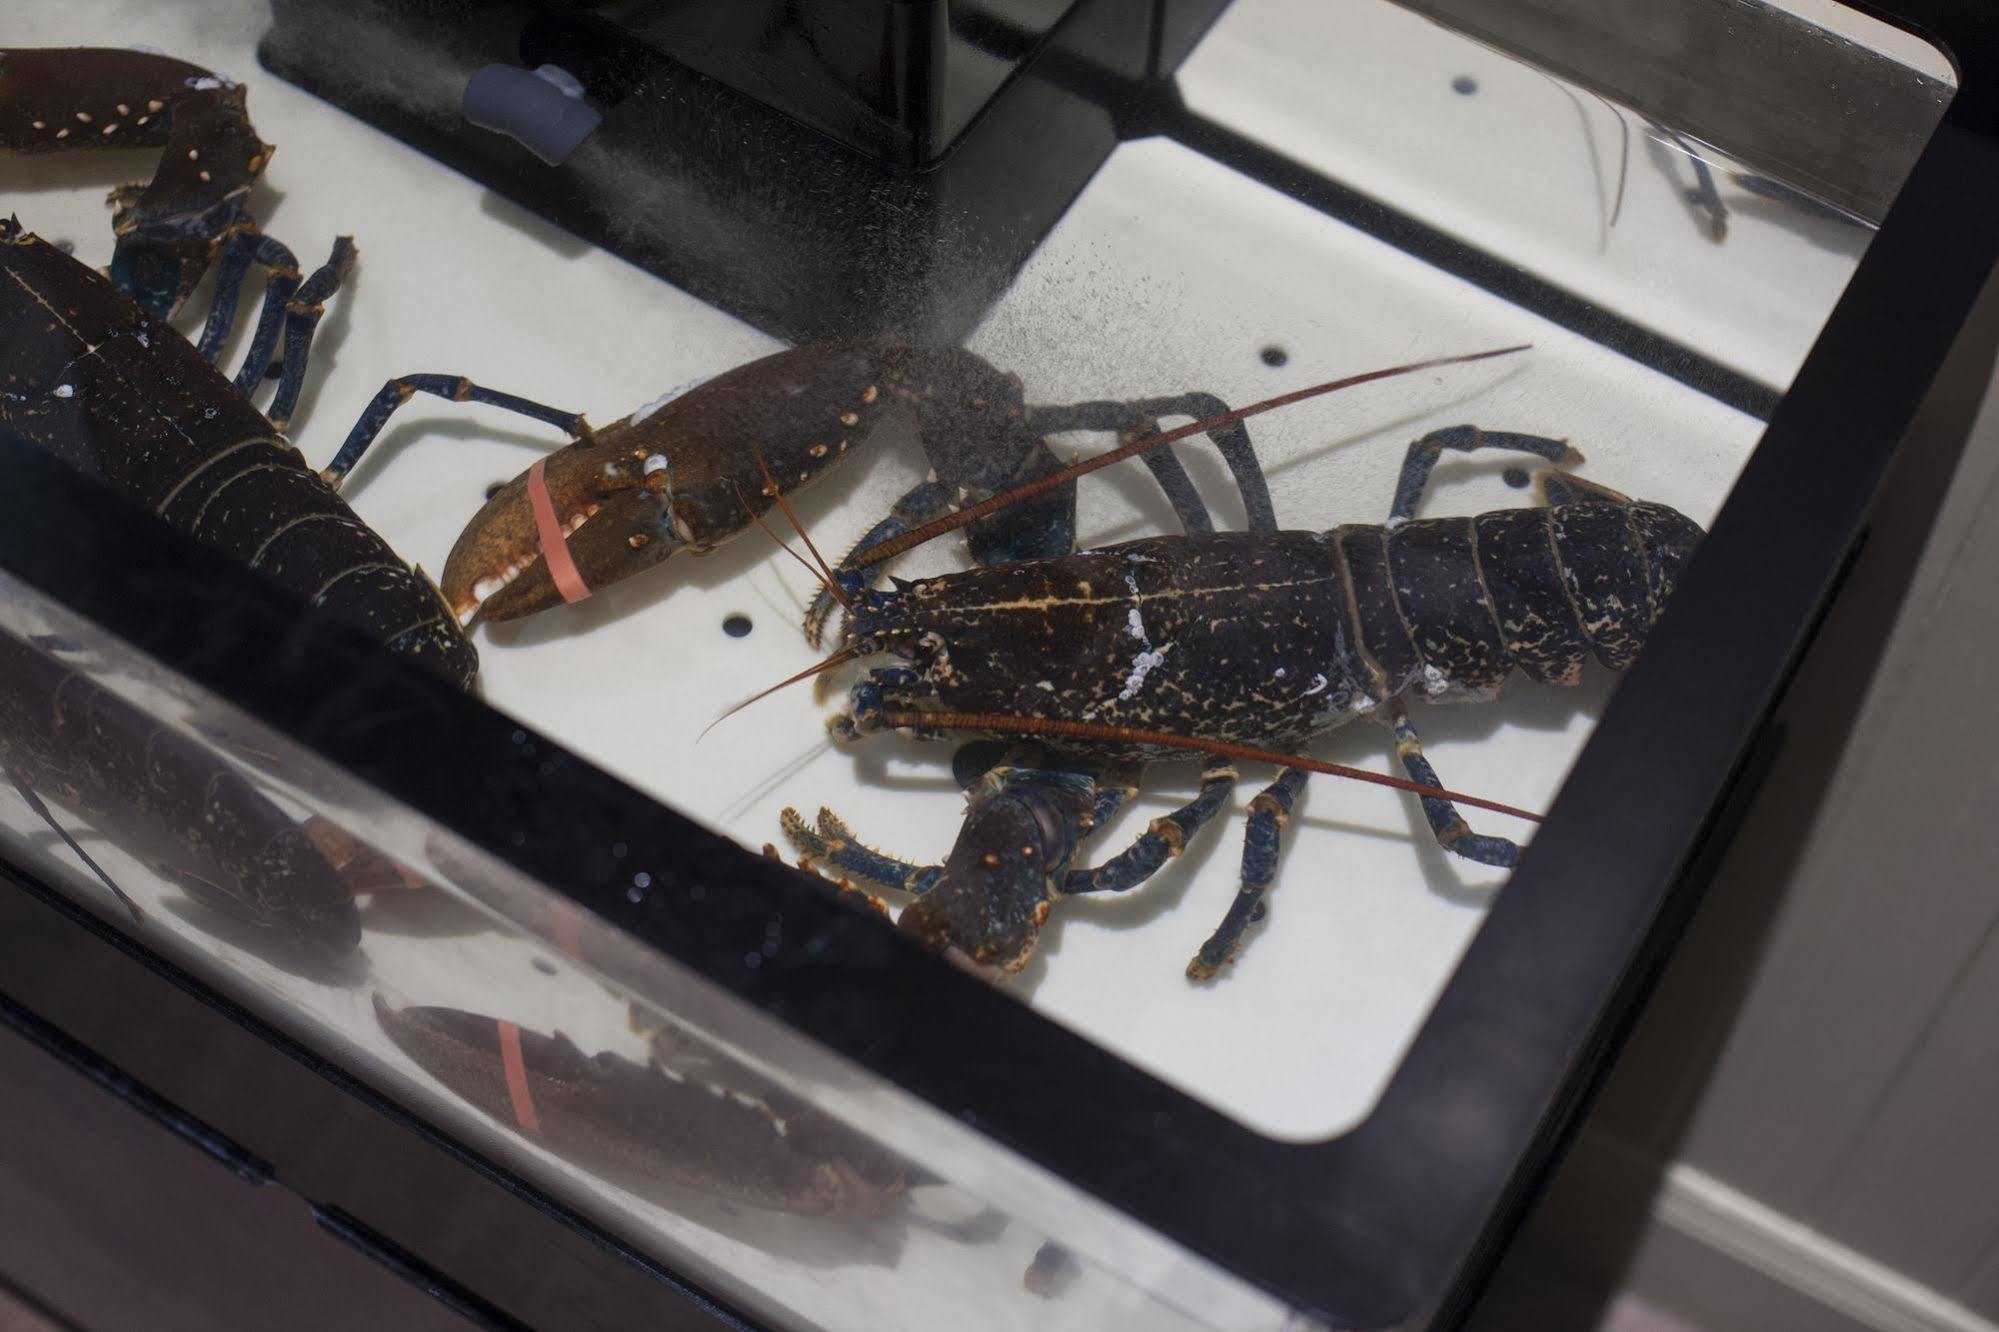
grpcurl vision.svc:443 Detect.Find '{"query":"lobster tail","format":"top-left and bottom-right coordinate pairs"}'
top-left (1628, 500), bottom-right (1706, 616)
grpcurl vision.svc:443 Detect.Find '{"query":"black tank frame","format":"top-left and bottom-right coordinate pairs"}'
top-left (3, 1), bottom-right (1998, 1327)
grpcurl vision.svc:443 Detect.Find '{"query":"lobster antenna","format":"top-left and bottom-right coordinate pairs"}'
top-left (752, 448), bottom-right (848, 603)
top-left (701, 647), bottom-right (861, 740)
top-left (880, 710), bottom-right (1543, 823)
top-left (850, 343), bottom-right (1532, 569)
top-left (728, 477), bottom-right (852, 611)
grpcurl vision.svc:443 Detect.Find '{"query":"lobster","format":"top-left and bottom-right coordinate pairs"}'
top-left (0, 48), bottom-right (483, 940)
top-left (0, 47), bottom-right (478, 687)
top-left (784, 422), bottom-right (1704, 980)
top-left (0, 224), bottom-right (478, 684)
top-left (324, 342), bottom-right (1282, 638)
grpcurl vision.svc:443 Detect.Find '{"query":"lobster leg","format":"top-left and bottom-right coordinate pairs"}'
top-left (265, 237), bottom-right (358, 431)
top-left (321, 376), bottom-right (590, 488)
top-left (190, 226), bottom-right (302, 372)
top-left (1187, 766), bottom-right (1308, 980)
top-left (192, 225), bottom-right (262, 364)
top-left (809, 390), bottom-right (1275, 642)
top-left (232, 243), bottom-right (306, 389)
top-left (1390, 426), bottom-right (1578, 520)
top-left (780, 808), bottom-right (941, 896)
top-left (1024, 407), bottom-right (1212, 535)
top-left (1062, 756), bottom-right (1236, 895)
top-left (1026, 393), bottom-right (1279, 533)
top-left (1381, 699), bottom-right (1519, 868)
top-left (1086, 765), bottom-right (1141, 836)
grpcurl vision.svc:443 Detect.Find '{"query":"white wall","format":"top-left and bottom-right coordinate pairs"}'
top-left (1478, 264), bottom-right (1999, 1331)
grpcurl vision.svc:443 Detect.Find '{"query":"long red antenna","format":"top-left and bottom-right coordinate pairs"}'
top-left (728, 477), bottom-right (852, 611)
top-left (850, 344), bottom-right (1531, 569)
top-left (752, 449), bottom-right (848, 606)
top-left (880, 710), bottom-right (1542, 822)
top-left (701, 647), bottom-right (861, 740)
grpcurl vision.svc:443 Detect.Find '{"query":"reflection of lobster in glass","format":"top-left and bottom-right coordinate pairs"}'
top-left (374, 995), bottom-right (910, 1216)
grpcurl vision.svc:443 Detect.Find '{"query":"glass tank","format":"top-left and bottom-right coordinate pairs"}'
top-left (0, 0), bottom-right (1959, 1327)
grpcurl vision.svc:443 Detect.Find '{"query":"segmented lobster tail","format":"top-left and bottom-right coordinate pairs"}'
top-left (1367, 496), bottom-right (1704, 700)
top-left (0, 226), bottom-right (477, 688)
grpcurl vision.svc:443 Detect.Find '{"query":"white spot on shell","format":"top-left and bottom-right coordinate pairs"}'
top-left (52, 384), bottom-right (75, 399)
top-left (1118, 644), bottom-right (1172, 701)
top-left (135, 330), bottom-right (150, 348)
top-left (1420, 663), bottom-right (1452, 697)
top-left (1302, 673), bottom-right (1328, 696)
top-left (642, 453), bottom-right (668, 476)
top-left (184, 76), bottom-right (227, 90)
top-left (1273, 667), bottom-right (1286, 678)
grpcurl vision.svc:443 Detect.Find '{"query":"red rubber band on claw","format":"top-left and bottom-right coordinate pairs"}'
top-left (495, 1020), bottom-right (542, 1135)
top-left (527, 457), bottom-right (592, 604)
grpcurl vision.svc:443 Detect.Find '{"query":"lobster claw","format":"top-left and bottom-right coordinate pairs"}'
top-left (442, 477), bottom-right (684, 625)
top-left (894, 768), bottom-right (1095, 977)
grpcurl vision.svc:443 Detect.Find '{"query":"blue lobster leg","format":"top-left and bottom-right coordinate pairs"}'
top-left (780, 808), bottom-right (942, 896)
top-left (192, 224), bottom-right (260, 363)
top-left (1187, 767), bottom-right (1309, 981)
top-left (1086, 765), bottom-right (1140, 837)
top-left (1389, 425), bottom-right (1578, 520)
top-left (227, 235), bottom-right (306, 391)
top-left (1062, 756), bottom-right (1236, 895)
top-left (265, 237), bottom-right (358, 432)
top-left (192, 226), bottom-right (304, 378)
top-left (320, 376), bottom-right (590, 488)
top-left (1026, 391), bottom-right (1278, 533)
top-left (1024, 405), bottom-right (1210, 536)
top-left (1382, 699), bottom-right (1519, 868)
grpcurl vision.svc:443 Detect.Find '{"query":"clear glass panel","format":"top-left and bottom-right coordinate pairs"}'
top-left (2, 0), bottom-right (1956, 1323)
top-left (0, 575), bottom-right (1291, 1332)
